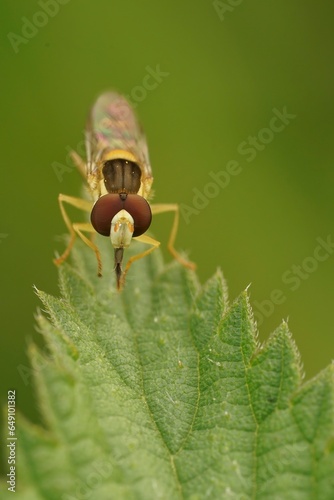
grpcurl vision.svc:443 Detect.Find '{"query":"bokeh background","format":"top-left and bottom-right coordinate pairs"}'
top-left (1, 0), bottom-right (333, 435)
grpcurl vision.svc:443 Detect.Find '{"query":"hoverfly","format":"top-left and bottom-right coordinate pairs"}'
top-left (54, 92), bottom-right (195, 289)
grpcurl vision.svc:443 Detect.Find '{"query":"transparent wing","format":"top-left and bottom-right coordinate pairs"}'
top-left (86, 92), bottom-right (152, 180)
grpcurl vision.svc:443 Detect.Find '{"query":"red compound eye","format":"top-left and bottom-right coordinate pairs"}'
top-left (91, 194), bottom-right (122, 236)
top-left (91, 194), bottom-right (152, 237)
top-left (125, 194), bottom-right (152, 237)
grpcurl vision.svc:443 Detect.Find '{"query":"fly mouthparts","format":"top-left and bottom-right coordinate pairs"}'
top-left (114, 248), bottom-right (124, 291)
top-left (115, 263), bottom-right (123, 291)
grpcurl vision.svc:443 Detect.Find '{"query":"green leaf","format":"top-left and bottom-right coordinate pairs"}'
top-left (2, 239), bottom-right (334, 499)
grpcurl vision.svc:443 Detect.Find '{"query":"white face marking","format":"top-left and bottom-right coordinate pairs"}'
top-left (110, 209), bottom-right (134, 249)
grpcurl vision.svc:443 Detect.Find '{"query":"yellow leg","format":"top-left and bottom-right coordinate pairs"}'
top-left (124, 234), bottom-right (160, 271)
top-left (54, 194), bottom-right (102, 276)
top-left (150, 203), bottom-right (196, 270)
top-left (72, 222), bottom-right (102, 276)
top-left (121, 234), bottom-right (160, 288)
top-left (70, 150), bottom-right (87, 179)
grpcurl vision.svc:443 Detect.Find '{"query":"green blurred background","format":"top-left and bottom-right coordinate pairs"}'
top-left (1, 0), bottom-right (333, 432)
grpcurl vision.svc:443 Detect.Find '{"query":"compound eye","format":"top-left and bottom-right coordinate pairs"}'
top-left (90, 194), bottom-right (123, 236)
top-left (124, 195), bottom-right (152, 237)
top-left (91, 194), bottom-right (152, 237)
